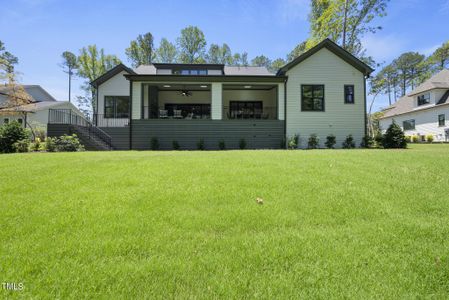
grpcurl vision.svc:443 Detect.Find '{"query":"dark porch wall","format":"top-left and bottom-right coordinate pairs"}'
top-left (47, 124), bottom-right (71, 137)
top-left (131, 119), bottom-right (284, 150)
top-left (99, 127), bottom-right (130, 150)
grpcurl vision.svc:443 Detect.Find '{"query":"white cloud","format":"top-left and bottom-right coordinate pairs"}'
top-left (277, 0), bottom-right (310, 24)
top-left (362, 34), bottom-right (406, 63)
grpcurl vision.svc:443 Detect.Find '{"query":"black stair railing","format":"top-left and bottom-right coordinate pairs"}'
top-left (49, 109), bottom-right (113, 149)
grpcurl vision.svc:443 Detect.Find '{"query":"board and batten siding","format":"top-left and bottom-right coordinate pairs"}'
top-left (285, 48), bottom-right (365, 148)
top-left (97, 71), bottom-right (130, 116)
top-left (132, 81), bottom-right (142, 120)
top-left (379, 105), bottom-right (449, 141)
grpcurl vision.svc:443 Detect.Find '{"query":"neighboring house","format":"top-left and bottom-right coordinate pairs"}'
top-left (48, 39), bottom-right (373, 150)
top-left (379, 69), bottom-right (449, 142)
top-left (0, 85), bottom-right (83, 133)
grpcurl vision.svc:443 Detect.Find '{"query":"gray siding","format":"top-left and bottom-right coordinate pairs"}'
top-left (100, 127), bottom-right (130, 150)
top-left (131, 119), bottom-right (284, 150)
top-left (47, 124), bottom-right (72, 137)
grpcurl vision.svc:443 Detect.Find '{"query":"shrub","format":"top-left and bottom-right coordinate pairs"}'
top-left (239, 138), bottom-right (247, 150)
top-left (150, 137), bottom-right (159, 150)
top-left (426, 135), bottom-right (434, 143)
top-left (412, 135), bottom-right (419, 143)
top-left (405, 136), bottom-right (412, 143)
top-left (30, 137), bottom-right (42, 152)
top-left (45, 137), bottom-right (57, 152)
top-left (325, 134), bottom-right (336, 149)
top-left (197, 139), bottom-right (205, 150)
top-left (307, 134), bottom-right (319, 149)
top-left (342, 134), bottom-right (356, 149)
top-left (383, 122), bottom-right (407, 149)
top-left (218, 140), bottom-right (226, 150)
top-left (0, 121), bottom-right (30, 153)
top-left (172, 140), bottom-right (180, 150)
top-left (288, 134), bottom-right (299, 149)
top-left (361, 135), bottom-right (375, 148)
top-left (374, 132), bottom-right (384, 147)
top-left (13, 139), bottom-right (30, 153)
top-left (56, 134), bottom-right (84, 152)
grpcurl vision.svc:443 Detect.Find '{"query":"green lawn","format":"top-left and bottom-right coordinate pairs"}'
top-left (1, 144), bottom-right (449, 299)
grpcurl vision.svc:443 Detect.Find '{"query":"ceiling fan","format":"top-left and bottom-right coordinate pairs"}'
top-left (178, 85), bottom-right (192, 97)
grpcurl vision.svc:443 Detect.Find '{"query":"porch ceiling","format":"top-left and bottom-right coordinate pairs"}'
top-left (147, 83), bottom-right (211, 91)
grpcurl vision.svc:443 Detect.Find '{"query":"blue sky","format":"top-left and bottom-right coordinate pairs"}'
top-left (1, 0), bottom-right (448, 111)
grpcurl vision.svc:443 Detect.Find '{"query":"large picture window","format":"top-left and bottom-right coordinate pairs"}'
top-left (403, 119), bottom-right (415, 131)
top-left (344, 85), bottom-right (355, 104)
top-left (104, 96), bottom-right (130, 118)
top-left (417, 93), bottom-right (430, 106)
top-left (301, 85), bottom-right (324, 111)
top-left (438, 114), bottom-right (445, 127)
top-left (229, 101), bottom-right (263, 119)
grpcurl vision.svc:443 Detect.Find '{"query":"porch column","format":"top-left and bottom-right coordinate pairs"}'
top-left (277, 83), bottom-right (285, 120)
top-left (211, 83), bottom-right (222, 120)
top-left (131, 81), bottom-right (141, 120)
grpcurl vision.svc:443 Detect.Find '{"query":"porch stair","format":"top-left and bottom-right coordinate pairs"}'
top-left (70, 125), bottom-right (112, 151)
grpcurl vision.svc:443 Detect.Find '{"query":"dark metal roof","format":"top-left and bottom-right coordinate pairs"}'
top-left (123, 74), bottom-right (287, 83)
top-left (437, 89), bottom-right (449, 105)
top-left (90, 64), bottom-right (136, 88)
top-left (152, 63), bottom-right (224, 69)
top-left (277, 39), bottom-right (374, 76)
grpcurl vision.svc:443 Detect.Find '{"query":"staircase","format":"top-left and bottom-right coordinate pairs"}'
top-left (49, 109), bottom-right (113, 151)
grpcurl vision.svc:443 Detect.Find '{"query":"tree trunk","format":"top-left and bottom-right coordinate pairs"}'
top-left (342, 0), bottom-right (349, 48)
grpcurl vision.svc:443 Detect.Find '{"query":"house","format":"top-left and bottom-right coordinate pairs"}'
top-left (0, 84), bottom-right (83, 134)
top-left (379, 69), bottom-right (449, 142)
top-left (47, 39), bottom-right (373, 150)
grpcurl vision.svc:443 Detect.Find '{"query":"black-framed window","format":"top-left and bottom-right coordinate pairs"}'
top-left (164, 103), bottom-right (211, 118)
top-left (301, 85), bottom-right (324, 111)
top-left (18, 118), bottom-right (23, 125)
top-left (229, 101), bottom-right (263, 119)
top-left (344, 85), bottom-right (355, 104)
top-left (3, 118), bottom-right (9, 124)
top-left (438, 114), bottom-right (445, 127)
top-left (417, 93), bottom-right (430, 106)
top-left (173, 69), bottom-right (208, 75)
top-left (403, 119), bottom-right (415, 131)
top-left (104, 96), bottom-right (130, 118)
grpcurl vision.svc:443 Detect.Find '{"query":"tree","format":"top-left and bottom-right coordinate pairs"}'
top-left (206, 43), bottom-right (233, 65)
top-left (155, 38), bottom-right (177, 63)
top-left (376, 64), bottom-right (399, 104)
top-left (308, 0), bottom-right (389, 62)
top-left (270, 58), bottom-right (286, 73)
top-left (382, 122), bottom-right (407, 149)
top-left (392, 52), bottom-right (425, 95)
top-left (60, 51), bottom-right (78, 102)
top-left (77, 45), bottom-right (121, 113)
top-left (287, 41), bottom-right (307, 62)
top-left (428, 41), bottom-right (449, 71)
top-left (251, 55), bottom-right (271, 68)
top-left (177, 26), bottom-right (207, 63)
top-left (125, 32), bottom-right (155, 67)
top-left (0, 40), bottom-right (19, 80)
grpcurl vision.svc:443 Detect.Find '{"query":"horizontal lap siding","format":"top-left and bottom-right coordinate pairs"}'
top-left (47, 124), bottom-right (72, 137)
top-left (131, 120), bottom-right (284, 150)
top-left (100, 127), bottom-right (130, 150)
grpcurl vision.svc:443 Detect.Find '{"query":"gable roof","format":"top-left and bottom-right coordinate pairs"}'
top-left (90, 63), bottom-right (136, 88)
top-left (380, 95), bottom-right (415, 119)
top-left (407, 69), bottom-right (449, 96)
top-left (277, 39), bottom-right (374, 76)
top-left (0, 101), bottom-right (72, 113)
top-left (0, 85), bottom-right (57, 102)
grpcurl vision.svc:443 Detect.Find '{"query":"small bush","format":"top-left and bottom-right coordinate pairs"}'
top-left (30, 137), bottom-right (42, 152)
top-left (412, 135), bottom-right (419, 143)
top-left (239, 138), bottom-right (247, 150)
top-left (307, 134), bottom-right (319, 149)
top-left (172, 140), bottom-right (180, 150)
top-left (13, 139), bottom-right (30, 153)
top-left (405, 136), bottom-right (412, 143)
top-left (218, 140), bottom-right (226, 150)
top-left (56, 134), bottom-right (84, 152)
top-left (325, 134), bottom-right (336, 149)
top-left (426, 135), bottom-right (434, 143)
top-left (361, 135), bottom-right (375, 148)
top-left (342, 134), bottom-right (356, 149)
top-left (0, 121), bottom-right (30, 153)
top-left (150, 137), bottom-right (159, 150)
top-left (374, 132), bottom-right (383, 147)
top-left (383, 122), bottom-right (407, 149)
top-left (288, 134), bottom-right (299, 149)
top-left (45, 137), bottom-right (57, 152)
top-left (197, 139), bottom-right (205, 150)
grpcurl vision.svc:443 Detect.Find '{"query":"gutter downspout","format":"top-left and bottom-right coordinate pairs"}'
top-left (364, 74), bottom-right (368, 138)
top-left (129, 80), bottom-right (133, 150)
top-left (284, 77), bottom-right (288, 149)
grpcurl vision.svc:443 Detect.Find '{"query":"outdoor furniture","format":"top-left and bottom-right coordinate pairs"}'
top-left (185, 113), bottom-right (194, 119)
top-left (159, 110), bottom-right (168, 119)
top-left (173, 110), bottom-right (183, 119)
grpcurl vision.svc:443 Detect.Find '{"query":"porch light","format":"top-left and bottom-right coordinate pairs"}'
top-left (163, 85), bottom-right (171, 88)
top-left (244, 85), bottom-right (252, 89)
top-left (200, 85), bottom-right (208, 88)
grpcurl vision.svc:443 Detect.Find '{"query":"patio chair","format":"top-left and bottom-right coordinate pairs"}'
top-left (159, 110), bottom-right (168, 119)
top-left (185, 113), bottom-right (194, 119)
top-left (173, 110), bottom-right (183, 119)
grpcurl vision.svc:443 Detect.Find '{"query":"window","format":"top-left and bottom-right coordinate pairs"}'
top-left (344, 85), bottom-right (355, 104)
top-left (104, 96), bottom-right (130, 118)
top-left (229, 101), bottom-right (263, 119)
top-left (403, 119), bottom-right (415, 131)
top-left (3, 118), bottom-right (9, 124)
top-left (438, 114), bottom-right (445, 127)
top-left (301, 85), bottom-right (324, 111)
top-left (18, 118), bottom-right (23, 125)
top-left (173, 69), bottom-right (208, 75)
top-left (417, 93), bottom-right (430, 106)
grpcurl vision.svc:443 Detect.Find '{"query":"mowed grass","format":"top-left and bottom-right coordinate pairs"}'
top-left (1, 144), bottom-right (449, 299)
